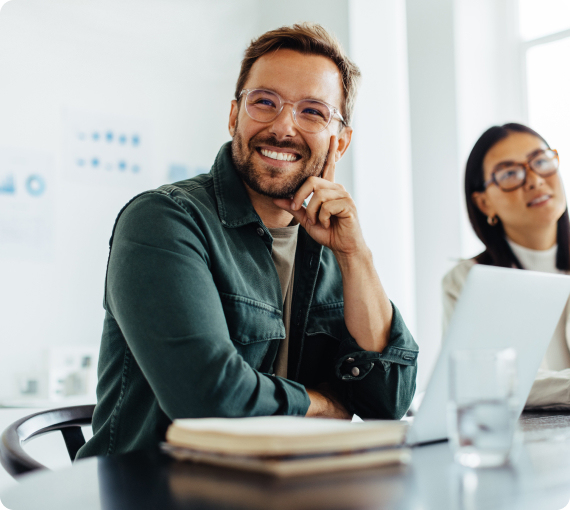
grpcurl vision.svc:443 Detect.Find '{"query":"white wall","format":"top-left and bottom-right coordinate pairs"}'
top-left (406, 0), bottom-right (462, 389)
top-left (349, 0), bottom-right (416, 334)
top-left (454, 0), bottom-right (524, 259)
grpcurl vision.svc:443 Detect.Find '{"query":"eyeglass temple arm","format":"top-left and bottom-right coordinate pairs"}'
top-left (334, 110), bottom-right (347, 126)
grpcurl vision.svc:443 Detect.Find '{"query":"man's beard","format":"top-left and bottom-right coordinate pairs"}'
top-left (231, 123), bottom-right (328, 199)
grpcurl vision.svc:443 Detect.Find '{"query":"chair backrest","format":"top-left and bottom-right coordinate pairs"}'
top-left (0, 405), bottom-right (95, 478)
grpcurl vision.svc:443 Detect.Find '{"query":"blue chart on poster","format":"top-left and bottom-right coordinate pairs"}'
top-left (62, 109), bottom-right (152, 189)
top-left (0, 174), bottom-right (15, 194)
top-left (26, 175), bottom-right (46, 197)
top-left (0, 148), bottom-right (54, 259)
top-left (0, 172), bottom-right (48, 198)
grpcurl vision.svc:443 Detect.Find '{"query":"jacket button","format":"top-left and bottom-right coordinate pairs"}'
top-left (256, 227), bottom-right (265, 236)
top-left (346, 357), bottom-right (355, 363)
top-left (351, 367), bottom-right (360, 377)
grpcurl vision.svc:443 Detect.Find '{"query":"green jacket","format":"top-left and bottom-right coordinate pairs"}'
top-left (77, 142), bottom-right (418, 459)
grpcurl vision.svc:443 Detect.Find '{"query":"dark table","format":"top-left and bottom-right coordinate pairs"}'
top-left (3, 412), bottom-right (570, 510)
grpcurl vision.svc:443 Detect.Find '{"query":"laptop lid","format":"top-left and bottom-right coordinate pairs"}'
top-left (408, 265), bottom-right (570, 446)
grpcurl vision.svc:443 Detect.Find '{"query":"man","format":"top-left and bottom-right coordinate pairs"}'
top-left (77, 22), bottom-right (418, 459)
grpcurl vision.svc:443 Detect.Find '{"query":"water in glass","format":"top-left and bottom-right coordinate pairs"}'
top-left (448, 348), bottom-right (518, 468)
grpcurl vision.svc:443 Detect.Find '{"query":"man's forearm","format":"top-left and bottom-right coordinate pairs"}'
top-left (305, 388), bottom-right (352, 419)
top-left (335, 247), bottom-right (393, 353)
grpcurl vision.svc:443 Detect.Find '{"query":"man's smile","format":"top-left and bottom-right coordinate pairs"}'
top-left (256, 145), bottom-right (302, 166)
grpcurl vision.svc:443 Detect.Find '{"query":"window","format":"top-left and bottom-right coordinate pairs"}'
top-left (522, 0), bottom-right (570, 190)
top-left (519, 0), bottom-right (570, 40)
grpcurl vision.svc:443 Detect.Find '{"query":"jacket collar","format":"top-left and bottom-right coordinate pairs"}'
top-left (212, 142), bottom-right (262, 228)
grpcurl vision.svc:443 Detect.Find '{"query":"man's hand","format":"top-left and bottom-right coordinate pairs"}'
top-left (305, 385), bottom-right (352, 419)
top-left (273, 136), bottom-right (366, 259)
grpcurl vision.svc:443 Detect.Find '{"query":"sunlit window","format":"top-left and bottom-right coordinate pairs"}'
top-left (522, 0), bottom-right (570, 191)
top-left (519, 0), bottom-right (570, 40)
top-left (527, 38), bottom-right (570, 191)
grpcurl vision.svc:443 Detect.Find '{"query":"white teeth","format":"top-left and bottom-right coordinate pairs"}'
top-left (260, 149), bottom-right (297, 162)
top-left (529, 195), bottom-right (550, 206)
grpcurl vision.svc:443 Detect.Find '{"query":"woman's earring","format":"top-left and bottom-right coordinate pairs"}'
top-left (487, 215), bottom-right (498, 226)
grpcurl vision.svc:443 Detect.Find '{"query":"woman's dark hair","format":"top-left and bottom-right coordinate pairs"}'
top-left (465, 122), bottom-right (570, 270)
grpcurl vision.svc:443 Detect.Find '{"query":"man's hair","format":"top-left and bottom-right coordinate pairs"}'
top-left (235, 22), bottom-right (361, 127)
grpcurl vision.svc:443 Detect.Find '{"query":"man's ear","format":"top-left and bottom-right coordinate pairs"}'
top-left (335, 126), bottom-right (353, 162)
top-left (229, 100), bottom-right (238, 137)
top-left (472, 191), bottom-right (494, 217)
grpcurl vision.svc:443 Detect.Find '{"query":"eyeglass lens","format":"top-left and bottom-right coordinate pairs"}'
top-left (244, 89), bottom-right (332, 133)
top-left (494, 150), bottom-right (559, 191)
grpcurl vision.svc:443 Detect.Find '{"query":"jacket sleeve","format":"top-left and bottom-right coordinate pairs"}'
top-left (331, 303), bottom-right (418, 420)
top-left (105, 191), bottom-right (310, 419)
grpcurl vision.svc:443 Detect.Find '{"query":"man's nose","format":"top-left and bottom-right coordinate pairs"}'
top-left (268, 104), bottom-right (298, 139)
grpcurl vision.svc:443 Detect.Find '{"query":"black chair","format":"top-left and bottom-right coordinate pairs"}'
top-left (0, 405), bottom-right (95, 478)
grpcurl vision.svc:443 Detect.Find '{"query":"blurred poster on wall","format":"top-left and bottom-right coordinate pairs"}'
top-left (0, 147), bottom-right (54, 260)
top-left (62, 108), bottom-right (152, 189)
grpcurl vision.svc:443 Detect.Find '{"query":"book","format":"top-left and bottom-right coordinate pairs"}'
top-left (166, 458), bottom-right (408, 510)
top-left (164, 416), bottom-right (409, 477)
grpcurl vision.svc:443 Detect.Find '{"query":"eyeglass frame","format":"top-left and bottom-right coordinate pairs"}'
top-left (238, 88), bottom-right (348, 133)
top-left (483, 149), bottom-right (560, 192)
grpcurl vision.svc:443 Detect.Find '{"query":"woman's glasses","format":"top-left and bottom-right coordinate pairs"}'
top-left (239, 88), bottom-right (347, 134)
top-left (484, 149), bottom-right (560, 192)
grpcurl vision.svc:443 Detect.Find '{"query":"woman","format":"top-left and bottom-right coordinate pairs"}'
top-left (443, 122), bottom-right (570, 409)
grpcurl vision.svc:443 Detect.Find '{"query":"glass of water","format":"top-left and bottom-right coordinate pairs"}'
top-left (448, 348), bottom-right (518, 468)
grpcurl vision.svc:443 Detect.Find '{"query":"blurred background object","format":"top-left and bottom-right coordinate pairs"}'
top-left (0, 0), bottom-right (568, 404)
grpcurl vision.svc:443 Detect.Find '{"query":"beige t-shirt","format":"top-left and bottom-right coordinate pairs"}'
top-left (267, 223), bottom-right (299, 379)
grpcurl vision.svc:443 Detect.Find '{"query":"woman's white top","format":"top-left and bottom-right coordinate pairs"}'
top-left (442, 240), bottom-right (570, 410)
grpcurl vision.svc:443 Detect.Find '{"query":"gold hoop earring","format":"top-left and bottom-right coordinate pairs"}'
top-left (487, 215), bottom-right (498, 226)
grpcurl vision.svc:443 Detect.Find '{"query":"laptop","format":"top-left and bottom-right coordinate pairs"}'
top-left (407, 264), bottom-right (570, 446)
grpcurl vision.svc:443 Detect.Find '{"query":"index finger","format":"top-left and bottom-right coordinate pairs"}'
top-left (321, 135), bottom-right (338, 183)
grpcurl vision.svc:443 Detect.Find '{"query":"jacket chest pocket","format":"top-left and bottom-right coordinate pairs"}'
top-left (219, 293), bottom-right (285, 370)
top-left (305, 302), bottom-right (350, 342)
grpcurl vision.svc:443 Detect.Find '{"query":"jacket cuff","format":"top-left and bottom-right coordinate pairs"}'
top-left (272, 376), bottom-right (311, 415)
top-left (334, 303), bottom-right (418, 382)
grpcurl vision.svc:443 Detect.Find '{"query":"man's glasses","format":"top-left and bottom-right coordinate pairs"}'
top-left (484, 149), bottom-right (560, 192)
top-left (239, 88), bottom-right (347, 134)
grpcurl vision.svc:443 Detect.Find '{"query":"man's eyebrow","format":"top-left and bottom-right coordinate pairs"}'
top-left (304, 97), bottom-right (329, 104)
top-left (253, 86), bottom-right (329, 104)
